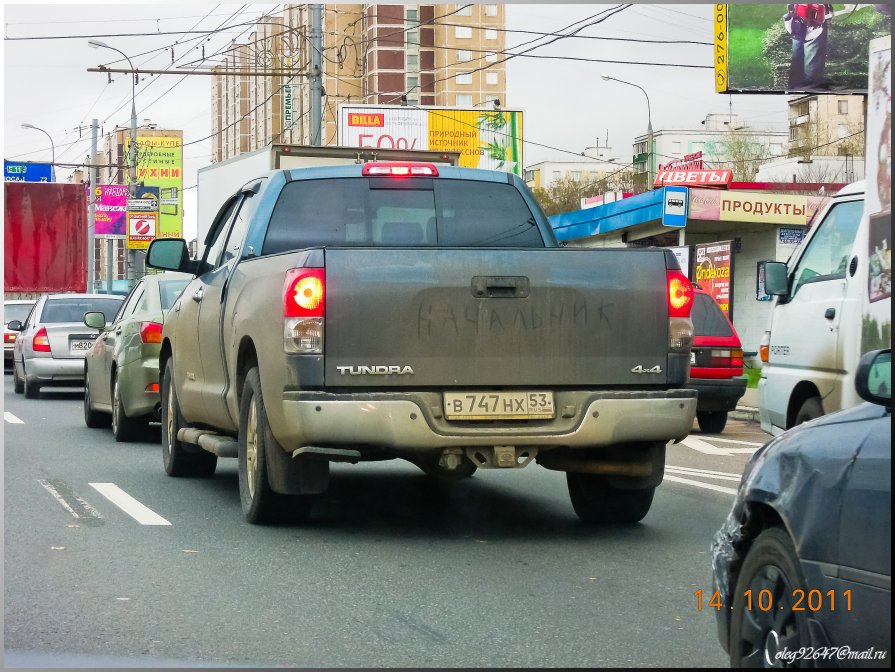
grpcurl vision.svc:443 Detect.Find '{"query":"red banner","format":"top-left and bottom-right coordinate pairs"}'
top-left (654, 169), bottom-right (732, 188)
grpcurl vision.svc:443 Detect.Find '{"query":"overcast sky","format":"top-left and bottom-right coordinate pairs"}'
top-left (2, 2), bottom-right (790, 240)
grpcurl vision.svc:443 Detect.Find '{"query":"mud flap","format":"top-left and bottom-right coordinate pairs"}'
top-left (267, 444), bottom-right (330, 495)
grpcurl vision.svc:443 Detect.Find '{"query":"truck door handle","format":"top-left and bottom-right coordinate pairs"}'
top-left (192, 287), bottom-right (205, 303)
top-left (471, 276), bottom-right (530, 299)
top-left (115, 327), bottom-right (122, 335)
top-left (824, 308), bottom-right (836, 319)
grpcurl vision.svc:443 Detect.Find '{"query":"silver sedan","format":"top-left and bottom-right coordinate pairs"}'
top-left (10, 293), bottom-right (125, 398)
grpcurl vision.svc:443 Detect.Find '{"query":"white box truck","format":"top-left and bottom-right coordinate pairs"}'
top-left (757, 35), bottom-right (891, 434)
top-left (196, 144), bottom-right (460, 246)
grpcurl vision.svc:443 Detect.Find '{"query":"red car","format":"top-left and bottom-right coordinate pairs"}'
top-left (686, 285), bottom-right (747, 433)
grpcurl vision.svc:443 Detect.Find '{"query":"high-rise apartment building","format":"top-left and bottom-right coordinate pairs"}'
top-left (210, 4), bottom-right (507, 162)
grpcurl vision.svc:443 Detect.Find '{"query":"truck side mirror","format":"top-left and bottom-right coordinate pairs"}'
top-left (759, 261), bottom-right (789, 297)
top-left (855, 349), bottom-right (891, 406)
top-left (147, 238), bottom-right (194, 274)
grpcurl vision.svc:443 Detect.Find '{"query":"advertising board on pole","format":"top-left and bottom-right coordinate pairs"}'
top-left (127, 185), bottom-right (159, 250)
top-left (717, 4), bottom-right (889, 94)
top-left (126, 134), bottom-right (183, 239)
top-left (338, 105), bottom-right (524, 176)
top-left (694, 240), bottom-right (734, 319)
top-left (94, 185), bottom-right (129, 236)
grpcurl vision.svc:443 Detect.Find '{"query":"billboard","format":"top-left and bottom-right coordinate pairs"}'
top-left (863, 36), bottom-right (891, 355)
top-left (4, 161), bottom-right (53, 182)
top-left (127, 186), bottom-right (160, 250)
top-left (715, 4), bottom-right (890, 93)
top-left (688, 188), bottom-right (829, 226)
top-left (694, 240), bottom-right (734, 319)
top-left (338, 105), bottom-right (524, 176)
top-left (126, 134), bottom-right (183, 239)
top-left (94, 185), bottom-right (128, 236)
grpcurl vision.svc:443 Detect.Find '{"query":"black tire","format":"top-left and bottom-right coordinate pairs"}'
top-left (84, 370), bottom-right (111, 429)
top-left (697, 410), bottom-right (728, 434)
top-left (23, 370), bottom-right (40, 399)
top-left (238, 367), bottom-right (314, 525)
top-left (13, 364), bottom-right (24, 394)
top-left (729, 527), bottom-right (810, 667)
top-left (566, 472), bottom-right (655, 524)
top-left (793, 396), bottom-right (823, 426)
top-left (161, 359), bottom-right (217, 477)
top-left (111, 371), bottom-right (146, 442)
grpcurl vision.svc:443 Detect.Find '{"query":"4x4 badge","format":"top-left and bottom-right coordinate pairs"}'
top-left (631, 365), bottom-right (662, 374)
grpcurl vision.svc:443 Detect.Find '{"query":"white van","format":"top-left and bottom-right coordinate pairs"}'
top-left (758, 180), bottom-right (891, 434)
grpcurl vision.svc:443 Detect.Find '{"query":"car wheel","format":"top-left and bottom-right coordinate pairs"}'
top-left (111, 372), bottom-right (147, 442)
top-left (729, 527), bottom-right (810, 667)
top-left (84, 370), bottom-right (111, 429)
top-left (23, 368), bottom-right (40, 399)
top-left (566, 472), bottom-right (655, 524)
top-left (697, 410), bottom-right (728, 434)
top-left (238, 367), bottom-right (314, 525)
top-left (13, 364), bottom-right (24, 394)
top-left (794, 396), bottom-right (823, 426)
top-left (161, 359), bottom-right (217, 477)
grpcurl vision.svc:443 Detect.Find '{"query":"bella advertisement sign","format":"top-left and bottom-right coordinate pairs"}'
top-left (125, 134), bottom-right (183, 238)
top-left (338, 105), bottom-right (524, 176)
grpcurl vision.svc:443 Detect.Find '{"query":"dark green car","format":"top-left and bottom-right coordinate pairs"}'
top-left (83, 272), bottom-right (191, 441)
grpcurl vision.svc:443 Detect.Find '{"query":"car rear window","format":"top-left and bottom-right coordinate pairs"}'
top-left (40, 297), bottom-right (124, 324)
top-left (4, 303), bottom-right (34, 324)
top-left (158, 279), bottom-right (190, 310)
top-left (690, 293), bottom-right (734, 337)
top-left (262, 177), bottom-right (544, 255)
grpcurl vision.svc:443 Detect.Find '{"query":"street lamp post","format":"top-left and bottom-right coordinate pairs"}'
top-left (20, 123), bottom-right (55, 182)
top-left (89, 39), bottom-right (139, 286)
top-left (601, 74), bottom-right (653, 190)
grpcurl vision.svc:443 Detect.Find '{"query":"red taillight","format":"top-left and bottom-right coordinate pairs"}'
top-left (362, 162), bottom-right (439, 177)
top-left (4, 333), bottom-right (15, 343)
top-left (667, 270), bottom-right (694, 318)
top-left (140, 322), bottom-right (163, 344)
top-left (33, 327), bottom-right (51, 352)
top-left (284, 269), bottom-right (325, 318)
top-left (145, 383), bottom-right (159, 393)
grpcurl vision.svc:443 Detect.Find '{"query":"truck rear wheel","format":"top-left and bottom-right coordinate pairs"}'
top-left (566, 472), bottom-right (655, 524)
top-left (697, 410), bottom-right (728, 434)
top-left (161, 359), bottom-right (217, 477)
top-left (239, 368), bottom-right (314, 525)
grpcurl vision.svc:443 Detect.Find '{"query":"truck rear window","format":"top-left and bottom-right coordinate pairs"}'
top-left (690, 293), bottom-right (734, 337)
top-left (262, 177), bottom-right (544, 255)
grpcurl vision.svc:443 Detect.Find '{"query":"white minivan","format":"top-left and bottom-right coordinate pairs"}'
top-left (758, 180), bottom-right (891, 435)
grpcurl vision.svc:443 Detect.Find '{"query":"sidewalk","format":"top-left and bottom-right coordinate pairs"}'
top-left (730, 386), bottom-right (760, 422)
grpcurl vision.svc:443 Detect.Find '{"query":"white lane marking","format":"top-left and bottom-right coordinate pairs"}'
top-left (4, 412), bottom-right (24, 424)
top-left (666, 465), bottom-right (743, 482)
top-left (89, 483), bottom-right (171, 526)
top-left (38, 479), bottom-right (104, 520)
top-left (705, 436), bottom-right (764, 447)
top-left (664, 474), bottom-right (738, 496)
top-left (680, 435), bottom-right (761, 456)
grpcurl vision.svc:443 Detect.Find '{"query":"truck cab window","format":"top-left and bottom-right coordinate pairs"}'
top-left (204, 197), bottom-right (242, 269)
top-left (790, 199), bottom-right (863, 296)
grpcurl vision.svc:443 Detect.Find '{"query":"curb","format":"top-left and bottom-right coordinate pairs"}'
top-left (730, 406), bottom-right (760, 422)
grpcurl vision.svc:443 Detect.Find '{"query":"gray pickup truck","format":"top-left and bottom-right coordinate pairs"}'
top-left (147, 162), bottom-right (697, 525)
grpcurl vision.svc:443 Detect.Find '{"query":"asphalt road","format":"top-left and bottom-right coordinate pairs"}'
top-left (3, 374), bottom-right (768, 668)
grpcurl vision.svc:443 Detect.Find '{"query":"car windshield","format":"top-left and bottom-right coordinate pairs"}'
top-left (263, 177), bottom-right (544, 254)
top-left (158, 279), bottom-right (190, 310)
top-left (4, 303), bottom-right (34, 325)
top-left (39, 297), bottom-right (124, 324)
top-left (690, 293), bottom-right (734, 337)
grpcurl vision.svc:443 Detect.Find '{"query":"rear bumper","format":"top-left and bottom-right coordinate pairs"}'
top-left (121, 358), bottom-right (161, 418)
top-left (274, 389), bottom-right (697, 454)
top-left (686, 378), bottom-right (747, 412)
top-left (25, 356), bottom-right (85, 384)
